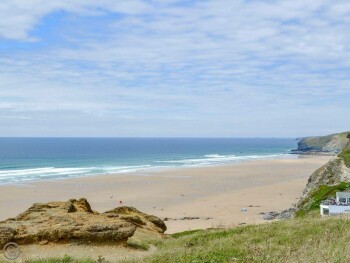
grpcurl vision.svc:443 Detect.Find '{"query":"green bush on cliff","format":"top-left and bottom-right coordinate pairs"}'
top-left (296, 182), bottom-right (350, 217)
top-left (338, 134), bottom-right (350, 167)
top-left (339, 148), bottom-right (350, 168)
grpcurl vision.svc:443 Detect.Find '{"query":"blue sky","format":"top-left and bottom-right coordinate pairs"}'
top-left (0, 0), bottom-right (349, 137)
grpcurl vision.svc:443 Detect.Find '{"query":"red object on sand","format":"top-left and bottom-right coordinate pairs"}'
top-left (119, 200), bottom-right (123, 205)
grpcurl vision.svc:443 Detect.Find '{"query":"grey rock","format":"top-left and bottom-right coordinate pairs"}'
top-left (294, 131), bottom-right (349, 153)
top-left (296, 157), bottom-right (350, 212)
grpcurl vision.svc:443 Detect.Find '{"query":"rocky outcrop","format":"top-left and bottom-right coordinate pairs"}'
top-left (295, 133), bottom-right (350, 214)
top-left (262, 208), bottom-right (295, 220)
top-left (104, 206), bottom-right (167, 233)
top-left (294, 131), bottom-right (350, 153)
top-left (306, 158), bottom-right (350, 193)
top-left (296, 157), bottom-right (350, 212)
top-left (0, 198), bottom-right (166, 247)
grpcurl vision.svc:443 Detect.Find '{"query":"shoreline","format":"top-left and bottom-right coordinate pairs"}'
top-left (0, 153), bottom-right (296, 186)
top-left (0, 155), bottom-right (331, 233)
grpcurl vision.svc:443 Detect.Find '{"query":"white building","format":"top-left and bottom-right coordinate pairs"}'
top-left (320, 192), bottom-right (350, 216)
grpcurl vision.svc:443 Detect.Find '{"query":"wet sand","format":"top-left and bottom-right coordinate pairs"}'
top-left (0, 155), bottom-right (331, 233)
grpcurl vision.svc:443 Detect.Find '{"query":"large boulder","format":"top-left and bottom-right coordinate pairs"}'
top-left (0, 198), bottom-right (166, 247)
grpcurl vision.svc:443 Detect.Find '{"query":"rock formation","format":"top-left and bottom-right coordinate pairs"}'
top-left (296, 157), bottom-right (350, 211)
top-left (294, 131), bottom-right (350, 153)
top-left (296, 133), bottom-right (350, 213)
top-left (0, 198), bottom-right (166, 247)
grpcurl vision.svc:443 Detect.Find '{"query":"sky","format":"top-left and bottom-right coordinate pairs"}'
top-left (0, 0), bottom-right (349, 137)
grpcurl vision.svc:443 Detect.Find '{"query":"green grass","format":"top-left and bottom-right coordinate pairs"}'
top-left (18, 255), bottom-right (95, 263)
top-left (127, 239), bottom-right (150, 251)
top-left (171, 229), bottom-right (203, 239)
top-left (300, 131), bottom-right (350, 151)
top-left (6, 216), bottom-right (350, 263)
top-left (339, 146), bottom-right (350, 168)
top-left (308, 182), bottom-right (350, 210)
top-left (302, 135), bottom-right (334, 149)
top-left (296, 182), bottom-right (350, 217)
top-left (124, 217), bottom-right (350, 263)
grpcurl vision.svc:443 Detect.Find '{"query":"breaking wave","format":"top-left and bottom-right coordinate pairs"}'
top-left (0, 153), bottom-right (292, 184)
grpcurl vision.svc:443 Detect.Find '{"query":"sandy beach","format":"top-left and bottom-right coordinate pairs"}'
top-left (0, 155), bottom-right (331, 233)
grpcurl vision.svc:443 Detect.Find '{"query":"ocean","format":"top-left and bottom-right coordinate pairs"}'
top-left (0, 138), bottom-right (297, 184)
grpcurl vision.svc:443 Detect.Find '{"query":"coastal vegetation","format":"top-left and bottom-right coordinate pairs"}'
top-left (295, 132), bottom-right (350, 216)
top-left (2, 132), bottom-right (350, 263)
top-left (132, 216), bottom-right (350, 263)
top-left (338, 144), bottom-right (350, 168)
top-left (295, 157), bottom-right (350, 215)
top-left (296, 182), bottom-right (350, 217)
top-left (9, 216), bottom-right (350, 263)
top-left (296, 131), bottom-right (350, 153)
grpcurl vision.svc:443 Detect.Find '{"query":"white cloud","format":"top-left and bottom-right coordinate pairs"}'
top-left (0, 0), bottom-right (350, 136)
top-left (0, 0), bottom-right (152, 40)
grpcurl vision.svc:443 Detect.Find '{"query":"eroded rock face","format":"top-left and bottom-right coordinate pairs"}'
top-left (104, 206), bottom-right (167, 234)
top-left (295, 131), bottom-right (350, 153)
top-left (296, 157), bottom-right (350, 211)
top-left (0, 198), bottom-right (166, 247)
top-left (0, 227), bottom-right (16, 245)
top-left (295, 134), bottom-right (350, 213)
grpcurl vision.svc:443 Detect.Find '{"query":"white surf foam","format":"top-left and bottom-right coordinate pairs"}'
top-left (0, 165), bottom-right (156, 184)
top-left (0, 154), bottom-right (291, 184)
top-left (155, 153), bottom-right (284, 167)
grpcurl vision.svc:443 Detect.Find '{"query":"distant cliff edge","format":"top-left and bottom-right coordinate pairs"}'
top-left (295, 132), bottom-right (350, 216)
top-left (293, 131), bottom-right (350, 154)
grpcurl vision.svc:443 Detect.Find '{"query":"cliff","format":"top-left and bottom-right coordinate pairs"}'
top-left (296, 133), bottom-right (350, 215)
top-left (295, 131), bottom-right (350, 153)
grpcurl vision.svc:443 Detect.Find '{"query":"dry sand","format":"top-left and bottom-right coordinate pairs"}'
top-left (0, 155), bottom-right (332, 261)
top-left (0, 155), bottom-right (331, 234)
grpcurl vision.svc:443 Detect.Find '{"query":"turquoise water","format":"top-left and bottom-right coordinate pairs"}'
top-left (0, 138), bottom-right (297, 184)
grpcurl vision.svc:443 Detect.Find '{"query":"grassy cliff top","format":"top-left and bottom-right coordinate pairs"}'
top-left (298, 131), bottom-right (350, 152)
top-left (338, 136), bottom-right (350, 167)
top-left (296, 182), bottom-right (350, 216)
top-left (16, 216), bottom-right (350, 263)
top-left (339, 147), bottom-right (350, 167)
top-left (296, 134), bottom-right (350, 215)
